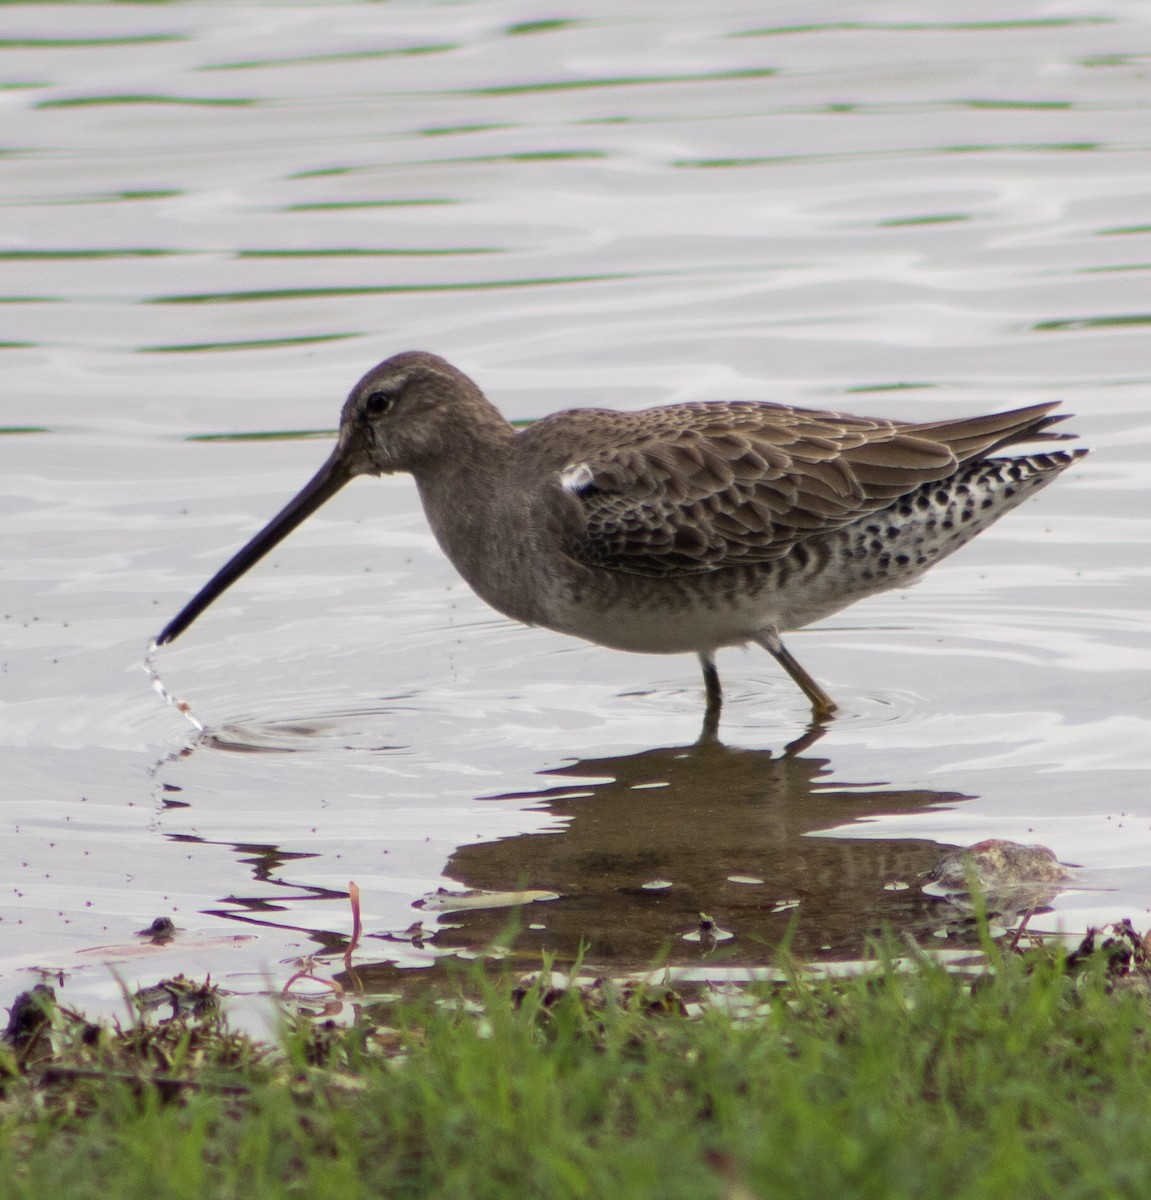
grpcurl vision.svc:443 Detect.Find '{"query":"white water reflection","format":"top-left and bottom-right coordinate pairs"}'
top-left (1, 1), bottom-right (1149, 1019)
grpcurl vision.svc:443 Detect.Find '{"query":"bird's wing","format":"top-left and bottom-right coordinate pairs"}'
top-left (548, 402), bottom-right (962, 577)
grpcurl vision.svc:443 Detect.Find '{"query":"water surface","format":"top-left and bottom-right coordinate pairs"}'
top-left (2, 1), bottom-right (1149, 1020)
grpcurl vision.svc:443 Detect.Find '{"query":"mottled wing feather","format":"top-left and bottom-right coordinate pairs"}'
top-left (549, 399), bottom-right (1059, 578)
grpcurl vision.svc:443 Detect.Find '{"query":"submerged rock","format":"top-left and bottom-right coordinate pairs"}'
top-left (925, 838), bottom-right (1073, 918)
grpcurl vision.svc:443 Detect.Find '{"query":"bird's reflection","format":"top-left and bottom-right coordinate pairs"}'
top-left (155, 725), bottom-right (974, 975)
top-left (430, 731), bottom-right (970, 966)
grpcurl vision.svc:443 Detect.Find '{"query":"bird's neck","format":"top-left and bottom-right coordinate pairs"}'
top-left (412, 417), bottom-right (515, 539)
top-left (413, 429), bottom-right (554, 624)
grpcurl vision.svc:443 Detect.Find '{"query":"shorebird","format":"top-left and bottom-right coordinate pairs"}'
top-left (157, 351), bottom-right (1085, 727)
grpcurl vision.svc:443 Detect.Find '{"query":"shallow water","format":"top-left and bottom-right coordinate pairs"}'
top-left (2, 1), bottom-right (1149, 1020)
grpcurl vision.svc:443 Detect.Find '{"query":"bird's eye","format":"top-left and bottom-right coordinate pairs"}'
top-left (364, 389), bottom-right (395, 416)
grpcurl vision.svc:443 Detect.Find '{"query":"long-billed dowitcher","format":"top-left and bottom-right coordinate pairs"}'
top-left (156, 351), bottom-right (1085, 725)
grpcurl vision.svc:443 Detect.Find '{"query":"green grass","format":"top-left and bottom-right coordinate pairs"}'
top-left (3, 944), bottom-right (1151, 1198)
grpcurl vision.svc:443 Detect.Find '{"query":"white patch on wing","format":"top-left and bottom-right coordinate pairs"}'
top-left (560, 462), bottom-right (596, 493)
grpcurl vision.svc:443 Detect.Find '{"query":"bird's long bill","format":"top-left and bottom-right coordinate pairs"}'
top-left (155, 447), bottom-right (355, 646)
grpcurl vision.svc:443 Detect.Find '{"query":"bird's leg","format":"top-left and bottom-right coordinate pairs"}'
top-left (698, 650), bottom-right (722, 711)
top-left (752, 628), bottom-right (838, 721)
top-left (698, 650), bottom-right (723, 741)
